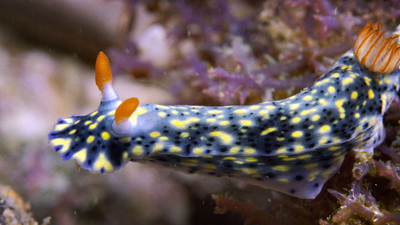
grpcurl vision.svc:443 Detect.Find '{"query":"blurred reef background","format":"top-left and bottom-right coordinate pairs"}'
top-left (1, 0), bottom-right (400, 224)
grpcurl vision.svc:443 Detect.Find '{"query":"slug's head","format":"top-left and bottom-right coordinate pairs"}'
top-left (48, 52), bottom-right (140, 173)
top-left (353, 21), bottom-right (400, 74)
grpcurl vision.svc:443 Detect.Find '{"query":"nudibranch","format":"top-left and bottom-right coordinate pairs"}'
top-left (48, 22), bottom-right (400, 199)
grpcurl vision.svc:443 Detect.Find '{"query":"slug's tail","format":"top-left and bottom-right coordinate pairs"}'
top-left (353, 21), bottom-right (400, 74)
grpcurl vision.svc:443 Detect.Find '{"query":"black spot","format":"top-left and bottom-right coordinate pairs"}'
top-left (205, 150), bottom-right (211, 154)
top-left (323, 164), bottom-right (331, 169)
top-left (55, 146), bottom-right (61, 152)
top-left (163, 130), bottom-right (169, 133)
top-left (87, 159), bottom-right (92, 165)
top-left (265, 172), bottom-right (275, 178)
top-left (91, 146), bottom-right (97, 151)
top-left (314, 183), bottom-right (319, 188)
top-left (295, 175), bottom-right (303, 181)
top-left (136, 141), bottom-right (142, 145)
top-left (65, 151), bottom-right (71, 157)
top-left (184, 144), bottom-right (191, 155)
top-left (290, 189), bottom-right (296, 194)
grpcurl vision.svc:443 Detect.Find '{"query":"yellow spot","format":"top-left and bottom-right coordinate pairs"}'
top-left (311, 89), bottom-right (317, 94)
top-left (319, 125), bottom-right (331, 133)
top-left (303, 95), bottom-right (313, 101)
top-left (152, 143), bottom-right (163, 152)
top-left (244, 147), bottom-right (255, 154)
top-left (335, 99), bottom-right (346, 119)
top-left (245, 157), bottom-right (257, 162)
top-left (122, 137), bottom-right (131, 142)
top-left (181, 132), bottom-right (189, 138)
top-left (278, 178), bottom-right (289, 184)
top-left (90, 111), bottom-right (98, 116)
top-left (171, 146), bottom-right (182, 153)
top-left (181, 162), bottom-right (197, 167)
top-left (259, 110), bottom-right (267, 115)
top-left (72, 149), bottom-right (87, 163)
top-left (69, 129), bottom-right (77, 135)
top-left (220, 121), bottom-right (230, 126)
top-left (319, 137), bottom-right (328, 145)
top-left (230, 146), bottom-right (240, 154)
top-left (171, 110), bottom-right (178, 115)
top-left (242, 168), bottom-right (259, 175)
top-left (311, 115), bottom-right (320, 121)
top-left (159, 136), bottom-right (168, 141)
top-left (355, 113), bottom-right (360, 118)
top-left (351, 91), bottom-right (358, 99)
top-left (210, 131), bottom-right (232, 144)
top-left (101, 132), bottom-right (110, 140)
top-left (282, 157), bottom-right (296, 161)
top-left (342, 77), bottom-right (353, 85)
top-left (150, 132), bottom-right (160, 138)
top-left (276, 147), bottom-right (286, 153)
top-left (107, 110), bottom-right (116, 115)
top-left (233, 109), bottom-right (247, 115)
top-left (318, 99), bottom-right (328, 105)
top-left (192, 147), bottom-right (204, 155)
top-left (308, 125), bottom-right (314, 129)
top-left (328, 86), bottom-right (335, 93)
top-left (297, 154), bottom-right (311, 160)
top-left (292, 131), bottom-right (303, 138)
top-left (273, 165), bottom-right (290, 172)
top-left (304, 163), bottom-right (318, 169)
top-left (250, 105), bottom-right (260, 110)
top-left (84, 121), bottom-right (92, 126)
top-left (328, 146), bottom-right (340, 151)
top-left (206, 118), bottom-right (216, 123)
top-left (240, 120), bottom-right (252, 126)
top-left (217, 115), bottom-right (224, 119)
top-left (280, 116), bottom-right (287, 120)
top-left (93, 153), bottom-right (113, 172)
top-left (341, 65), bottom-right (348, 70)
top-left (203, 164), bottom-right (216, 170)
top-left (300, 110), bottom-right (309, 116)
top-left (89, 122), bottom-right (98, 130)
top-left (97, 115), bottom-right (106, 122)
top-left (171, 117), bottom-right (200, 129)
top-left (261, 127), bottom-right (277, 135)
top-left (208, 110), bottom-right (223, 114)
top-left (294, 145), bottom-right (304, 152)
top-left (368, 89), bottom-right (374, 99)
top-left (158, 112), bottom-right (166, 117)
top-left (307, 171), bottom-right (318, 181)
top-left (50, 138), bottom-right (71, 153)
top-left (290, 104), bottom-right (300, 110)
top-left (292, 117), bottom-right (301, 123)
top-left (87, 135), bottom-right (95, 144)
top-left (277, 137), bottom-right (285, 141)
top-left (223, 156), bottom-right (236, 160)
top-left (265, 105), bottom-right (276, 110)
top-left (364, 77), bottom-right (371, 86)
top-left (54, 124), bottom-right (70, 131)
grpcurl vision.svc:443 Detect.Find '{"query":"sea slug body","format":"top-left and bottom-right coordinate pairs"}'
top-left (48, 22), bottom-right (400, 199)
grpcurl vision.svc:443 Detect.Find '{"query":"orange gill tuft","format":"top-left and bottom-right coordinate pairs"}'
top-left (353, 21), bottom-right (400, 74)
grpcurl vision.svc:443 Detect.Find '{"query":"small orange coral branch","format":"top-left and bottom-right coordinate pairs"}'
top-left (353, 21), bottom-right (400, 74)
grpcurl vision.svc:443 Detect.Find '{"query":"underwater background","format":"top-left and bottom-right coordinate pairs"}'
top-left (1, 0), bottom-right (400, 224)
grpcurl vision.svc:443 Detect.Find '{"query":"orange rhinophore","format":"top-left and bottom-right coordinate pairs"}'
top-left (115, 98), bottom-right (139, 125)
top-left (95, 51), bottom-right (113, 91)
top-left (353, 21), bottom-right (400, 74)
